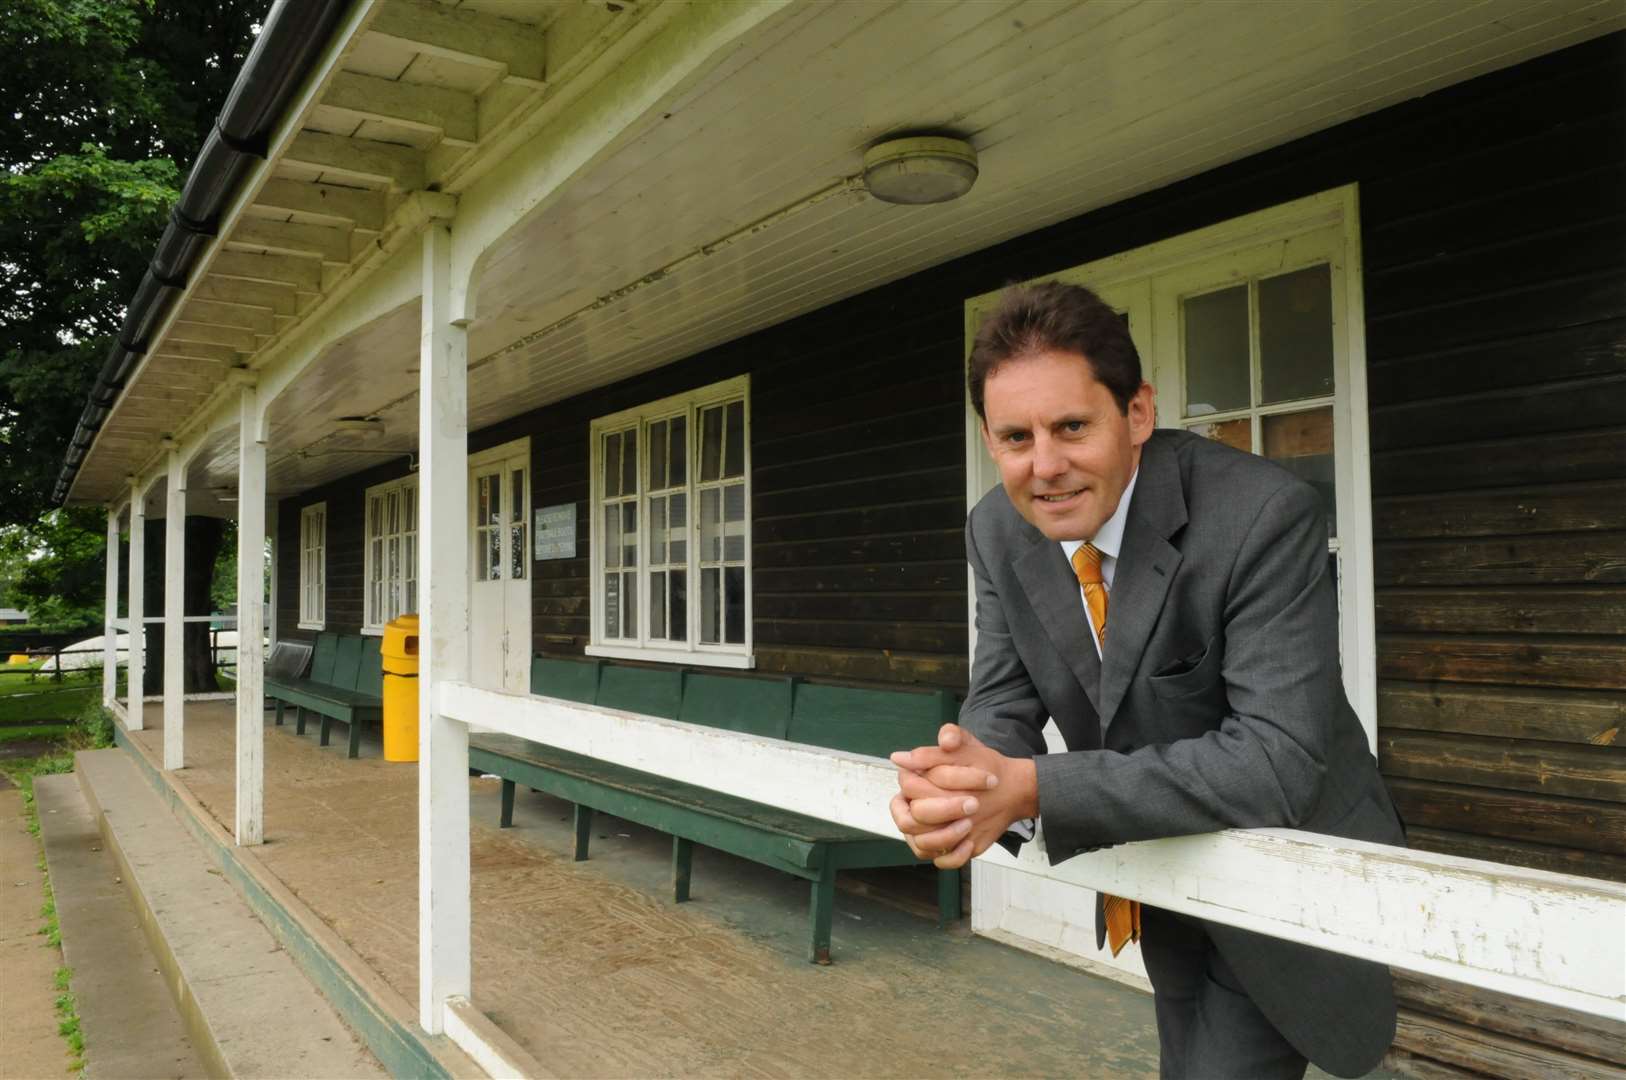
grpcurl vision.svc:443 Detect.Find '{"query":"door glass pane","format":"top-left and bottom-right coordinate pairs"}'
top-left (605, 573), bottom-right (620, 638)
top-left (510, 470), bottom-right (526, 580)
top-left (622, 502), bottom-right (637, 568)
top-left (700, 567), bottom-right (720, 643)
top-left (724, 566), bottom-right (745, 644)
top-left (700, 406), bottom-right (723, 482)
top-left (622, 571), bottom-right (637, 638)
top-left (699, 488), bottom-right (721, 561)
top-left (1260, 264), bottom-right (1334, 404)
top-left (604, 505), bottom-right (621, 569)
top-left (1263, 407), bottom-right (1337, 537)
top-left (668, 493), bottom-right (687, 562)
top-left (723, 483), bottom-right (745, 561)
top-left (649, 420), bottom-right (667, 487)
top-left (1189, 416), bottom-right (1251, 453)
top-left (487, 528), bottom-right (502, 580)
top-left (670, 416), bottom-right (686, 485)
top-left (650, 570), bottom-right (666, 639)
top-left (724, 400), bottom-right (745, 478)
top-left (1183, 285), bottom-right (1250, 417)
top-left (621, 429), bottom-right (637, 496)
top-left (669, 570), bottom-right (686, 643)
top-left (604, 433), bottom-right (621, 498)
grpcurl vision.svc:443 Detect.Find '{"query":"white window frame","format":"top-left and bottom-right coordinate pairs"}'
top-left (964, 186), bottom-right (1376, 749)
top-left (362, 476), bottom-right (419, 634)
top-left (587, 375), bottom-right (753, 669)
top-left (298, 502), bottom-right (327, 630)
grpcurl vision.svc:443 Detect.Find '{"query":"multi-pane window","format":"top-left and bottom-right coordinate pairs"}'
top-left (590, 377), bottom-right (750, 666)
top-left (364, 478), bottom-right (417, 630)
top-left (298, 503), bottom-right (326, 628)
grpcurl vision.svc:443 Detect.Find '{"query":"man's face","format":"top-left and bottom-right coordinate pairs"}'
top-left (980, 349), bottom-right (1155, 542)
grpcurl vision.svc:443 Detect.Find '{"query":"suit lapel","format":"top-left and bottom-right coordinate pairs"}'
top-left (1014, 534), bottom-right (1103, 718)
top-left (1098, 435), bottom-right (1187, 730)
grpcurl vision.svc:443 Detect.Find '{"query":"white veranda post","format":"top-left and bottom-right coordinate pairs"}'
top-left (418, 220), bottom-right (472, 1034)
top-left (127, 479), bottom-right (145, 728)
top-left (235, 384), bottom-right (267, 845)
top-left (103, 505), bottom-right (120, 707)
top-left (164, 449), bottom-right (187, 770)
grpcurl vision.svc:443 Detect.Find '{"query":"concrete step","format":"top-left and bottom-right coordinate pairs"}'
top-left (70, 749), bottom-right (385, 1079)
top-left (35, 773), bottom-right (208, 1080)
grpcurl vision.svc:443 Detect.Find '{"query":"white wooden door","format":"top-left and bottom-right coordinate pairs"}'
top-left (469, 439), bottom-right (531, 693)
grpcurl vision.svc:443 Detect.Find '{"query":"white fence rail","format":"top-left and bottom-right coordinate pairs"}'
top-left (440, 680), bottom-right (1626, 1022)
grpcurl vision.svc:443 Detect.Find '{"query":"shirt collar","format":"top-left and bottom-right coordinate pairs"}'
top-left (1060, 465), bottom-right (1139, 565)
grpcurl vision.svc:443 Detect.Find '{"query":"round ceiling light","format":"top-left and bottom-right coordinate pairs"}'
top-left (862, 135), bottom-right (978, 205)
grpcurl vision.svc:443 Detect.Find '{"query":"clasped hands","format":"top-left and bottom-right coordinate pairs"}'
top-left (889, 723), bottom-right (1038, 869)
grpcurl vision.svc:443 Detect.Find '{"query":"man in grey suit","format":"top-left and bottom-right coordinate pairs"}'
top-left (889, 282), bottom-right (1405, 1079)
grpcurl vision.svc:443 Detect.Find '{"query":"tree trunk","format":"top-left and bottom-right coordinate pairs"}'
top-left (142, 516), bottom-right (227, 694)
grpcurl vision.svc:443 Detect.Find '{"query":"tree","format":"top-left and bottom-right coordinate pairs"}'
top-left (0, 0), bottom-right (261, 689)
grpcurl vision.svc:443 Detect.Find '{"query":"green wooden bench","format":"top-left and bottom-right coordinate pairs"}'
top-left (266, 632), bottom-right (383, 759)
top-left (469, 658), bottom-right (962, 964)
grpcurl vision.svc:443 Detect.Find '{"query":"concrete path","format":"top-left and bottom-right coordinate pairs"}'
top-left (72, 749), bottom-right (384, 1079)
top-left (0, 787), bottom-right (68, 1079)
top-left (35, 773), bottom-right (206, 1079)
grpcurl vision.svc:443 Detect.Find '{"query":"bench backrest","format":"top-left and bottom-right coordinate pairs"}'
top-left (678, 673), bottom-right (793, 740)
top-left (308, 633), bottom-right (339, 684)
top-left (354, 636), bottom-right (383, 697)
top-left (531, 655), bottom-right (602, 704)
top-left (596, 664), bottom-right (683, 719)
top-left (787, 683), bottom-right (957, 759)
top-left (267, 640), bottom-right (313, 682)
top-left (329, 634), bottom-right (365, 691)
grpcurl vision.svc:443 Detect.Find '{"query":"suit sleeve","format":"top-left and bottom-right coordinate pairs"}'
top-left (958, 509), bottom-right (1049, 761)
top-left (1033, 480), bottom-right (1341, 863)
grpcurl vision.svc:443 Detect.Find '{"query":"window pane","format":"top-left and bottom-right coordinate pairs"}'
top-left (724, 566), bottom-right (745, 644)
top-left (669, 570), bottom-right (686, 643)
top-left (511, 471), bottom-right (524, 527)
top-left (368, 496), bottom-right (380, 540)
top-left (623, 571), bottom-right (637, 638)
top-left (723, 483), bottom-right (745, 562)
top-left (724, 401), bottom-right (745, 478)
top-left (700, 406), bottom-right (723, 482)
top-left (604, 432), bottom-right (621, 498)
top-left (1263, 407), bottom-right (1337, 537)
top-left (1188, 416), bottom-right (1252, 453)
top-left (650, 571), bottom-right (667, 638)
top-left (622, 428), bottom-right (637, 496)
top-left (1183, 285), bottom-right (1250, 417)
top-left (511, 525), bottom-right (525, 580)
top-left (650, 496), bottom-right (667, 564)
top-left (622, 502), bottom-right (637, 568)
top-left (649, 419), bottom-right (667, 488)
top-left (387, 491), bottom-right (399, 534)
top-left (699, 487), bottom-right (721, 562)
top-left (477, 476), bottom-right (491, 527)
top-left (670, 416), bottom-right (687, 485)
top-left (605, 573), bottom-right (620, 638)
top-left (604, 505), bottom-right (621, 569)
top-left (1260, 264), bottom-right (1334, 405)
top-left (669, 493), bottom-right (687, 562)
top-left (701, 567), bottom-right (720, 643)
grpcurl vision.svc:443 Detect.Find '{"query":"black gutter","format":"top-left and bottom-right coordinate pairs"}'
top-left (54, 0), bottom-right (352, 505)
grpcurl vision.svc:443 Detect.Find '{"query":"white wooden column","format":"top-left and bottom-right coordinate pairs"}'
top-left (163, 449), bottom-right (187, 771)
top-left (235, 383), bottom-right (267, 845)
top-left (127, 479), bottom-right (145, 729)
top-left (266, 499), bottom-right (279, 648)
top-left (103, 505), bottom-right (120, 707)
top-left (417, 221), bottom-right (471, 1034)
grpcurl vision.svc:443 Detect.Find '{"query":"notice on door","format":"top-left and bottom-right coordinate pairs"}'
top-left (534, 503), bottom-right (576, 560)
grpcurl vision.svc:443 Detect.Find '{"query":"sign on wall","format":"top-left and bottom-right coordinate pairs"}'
top-left (533, 503), bottom-right (577, 560)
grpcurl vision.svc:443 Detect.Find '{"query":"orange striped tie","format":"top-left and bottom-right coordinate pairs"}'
top-left (1071, 543), bottom-right (1142, 957)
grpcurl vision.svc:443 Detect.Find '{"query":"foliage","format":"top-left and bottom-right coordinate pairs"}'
top-left (0, 0), bottom-right (261, 524)
top-left (0, 506), bottom-right (108, 629)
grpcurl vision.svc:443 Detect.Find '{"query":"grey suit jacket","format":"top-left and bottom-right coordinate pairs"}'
top-left (962, 428), bottom-right (1404, 1078)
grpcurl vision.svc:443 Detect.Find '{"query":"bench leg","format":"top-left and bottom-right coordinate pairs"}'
top-left (809, 862), bottom-right (836, 965)
top-left (347, 718), bottom-right (361, 759)
top-left (672, 837), bottom-right (693, 903)
top-left (499, 780), bottom-right (515, 828)
top-left (937, 867), bottom-right (963, 926)
top-left (320, 715), bottom-right (333, 747)
top-left (295, 707), bottom-right (307, 736)
top-left (273, 701), bottom-right (284, 726)
top-left (573, 804), bottom-right (593, 861)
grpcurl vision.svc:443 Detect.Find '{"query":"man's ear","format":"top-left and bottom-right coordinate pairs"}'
top-left (1128, 381), bottom-right (1156, 446)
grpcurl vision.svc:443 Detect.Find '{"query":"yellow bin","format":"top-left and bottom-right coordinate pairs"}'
top-left (381, 614), bottom-right (420, 762)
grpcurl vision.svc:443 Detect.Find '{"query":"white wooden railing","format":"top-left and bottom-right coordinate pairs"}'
top-left (438, 681), bottom-right (1626, 1024)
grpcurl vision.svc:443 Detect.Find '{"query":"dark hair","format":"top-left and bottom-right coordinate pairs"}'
top-left (968, 281), bottom-right (1142, 418)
